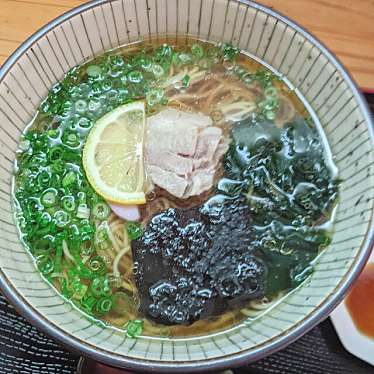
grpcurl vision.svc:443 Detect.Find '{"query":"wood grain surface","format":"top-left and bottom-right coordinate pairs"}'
top-left (0, 0), bottom-right (373, 89)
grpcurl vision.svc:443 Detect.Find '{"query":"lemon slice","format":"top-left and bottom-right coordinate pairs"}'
top-left (83, 101), bottom-right (146, 205)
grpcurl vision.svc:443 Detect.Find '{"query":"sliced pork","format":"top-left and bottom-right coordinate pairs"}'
top-left (145, 109), bottom-right (229, 198)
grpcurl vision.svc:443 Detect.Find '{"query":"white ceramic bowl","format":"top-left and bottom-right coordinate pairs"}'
top-left (0, 0), bottom-right (373, 372)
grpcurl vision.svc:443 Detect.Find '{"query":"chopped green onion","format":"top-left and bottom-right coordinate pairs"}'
top-left (265, 111), bottom-right (276, 121)
top-left (19, 139), bottom-right (31, 152)
top-left (156, 44), bottom-right (173, 58)
top-left (77, 191), bottom-right (87, 203)
top-left (81, 295), bottom-right (97, 315)
top-left (88, 256), bottom-right (107, 275)
top-left (62, 171), bottom-right (77, 188)
top-left (75, 99), bottom-right (88, 113)
top-left (176, 53), bottom-right (192, 65)
top-left (88, 99), bottom-right (101, 112)
top-left (96, 226), bottom-right (109, 243)
top-left (61, 195), bottom-right (76, 212)
top-left (80, 239), bottom-right (93, 256)
top-left (54, 210), bottom-right (71, 227)
top-left (265, 87), bottom-right (277, 97)
top-left (33, 235), bottom-right (54, 256)
top-left (37, 256), bottom-right (54, 275)
top-left (62, 131), bottom-right (80, 148)
top-left (51, 161), bottom-right (65, 175)
top-left (78, 264), bottom-right (93, 280)
top-left (128, 70), bottom-right (143, 83)
top-left (191, 43), bottom-right (204, 58)
top-left (40, 188), bottom-right (58, 207)
top-left (254, 70), bottom-right (274, 88)
top-left (47, 129), bottom-right (60, 139)
top-left (79, 220), bottom-right (95, 239)
top-left (152, 64), bottom-right (164, 78)
top-left (71, 280), bottom-right (88, 300)
top-left (35, 225), bottom-right (56, 237)
top-left (77, 204), bottom-right (90, 219)
top-left (220, 43), bottom-right (240, 61)
top-left (146, 89), bottom-right (164, 107)
top-left (243, 73), bottom-right (253, 85)
top-left (37, 170), bottom-right (50, 186)
top-left (60, 278), bottom-right (73, 299)
top-left (77, 117), bottom-right (92, 129)
top-left (95, 296), bottom-right (113, 316)
top-left (90, 276), bottom-right (112, 298)
top-left (234, 66), bottom-right (247, 79)
top-left (92, 202), bottom-right (110, 220)
top-left (108, 54), bottom-right (124, 67)
top-left (140, 57), bottom-right (152, 70)
top-left (87, 65), bottom-right (102, 78)
top-left (182, 74), bottom-right (190, 88)
top-left (125, 222), bottom-right (144, 240)
top-left (126, 319), bottom-right (143, 338)
top-left (48, 146), bottom-right (64, 163)
top-left (35, 212), bottom-right (52, 227)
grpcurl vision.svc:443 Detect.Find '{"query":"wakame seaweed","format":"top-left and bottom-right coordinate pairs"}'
top-left (222, 117), bottom-right (339, 295)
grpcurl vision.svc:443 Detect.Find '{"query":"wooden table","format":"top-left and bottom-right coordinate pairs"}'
top-left (1, 0), bottom-right (374, 88)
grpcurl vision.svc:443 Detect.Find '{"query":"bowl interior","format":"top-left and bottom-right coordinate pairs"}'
top-left (0, 0), bottom-right (373, 372)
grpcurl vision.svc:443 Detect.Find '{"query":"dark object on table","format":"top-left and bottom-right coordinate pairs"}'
top-left (366, 93), bottom-right (374, 113)
top-left (0, 294), bottom-right (78, 373)
top-left (78, 358), bottom-right (134, 374)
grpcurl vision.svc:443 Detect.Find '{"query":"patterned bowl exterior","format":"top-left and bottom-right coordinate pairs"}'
top-left (0, 0), bottom-right (373, 372)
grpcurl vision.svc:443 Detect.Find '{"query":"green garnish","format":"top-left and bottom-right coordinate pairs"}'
top-left (125, 222), bottom-right (144, 240)
top-left (219, 43), bottom-right (240, 61)
top-left (54, 210), bottom-right (71, 228)
top-left (62, 171), bottom-right (77, 188)
top-left (95, 296), bottom-right (113, 316)
top-left (226, 117), bottom-right (339, 295)
top-left (77, 204), bottom-right (90, 219)
top-left (88, 256), bottom-right (107, 276)
top-left (182, 74), bottom-right (191, 88)
top-left (40, 188), bottom-right (57, 207)
top-left (191, 43), bottom-right (204, 58)
top-left (61, 195), bottom-right (76, 212)
top-left (37, 256), bottom-right (54, 276)
top-left (86, 65), bottom-right (102, 78)
top-left (146, 89), bottom-right (164, 107)
top-left (71, 280), bottom-right (88, 300)
top-left (126, 319), bottom-right (143, 338)
top-left (92, 202), bottom-right (110, 220)
top-left (90, 276), bottom-right (112, 298)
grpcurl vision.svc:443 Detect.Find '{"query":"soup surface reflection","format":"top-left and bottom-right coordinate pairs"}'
top-left (13, 38), bottom-right (339, 338)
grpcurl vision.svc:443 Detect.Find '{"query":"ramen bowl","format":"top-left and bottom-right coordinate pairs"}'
top-left (0, 0), bottom-right (373, 372)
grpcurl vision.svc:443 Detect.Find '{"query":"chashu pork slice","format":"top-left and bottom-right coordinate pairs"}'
top-left (146, 109), bottom-right (229, 199)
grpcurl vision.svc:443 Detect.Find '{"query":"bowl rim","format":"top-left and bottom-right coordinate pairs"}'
top-left (0, 0), bottom-right (373, 372)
